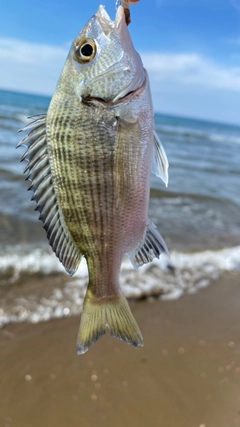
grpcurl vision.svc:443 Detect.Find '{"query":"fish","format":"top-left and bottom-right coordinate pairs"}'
top-left (18, 4), bottom-right (169, 354)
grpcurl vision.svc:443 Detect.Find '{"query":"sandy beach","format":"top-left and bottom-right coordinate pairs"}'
top-left (1, 272), bottom-right (240, 427)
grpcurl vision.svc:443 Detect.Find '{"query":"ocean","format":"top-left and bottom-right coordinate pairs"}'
top-left (0, 88), bottom-right (240, 327)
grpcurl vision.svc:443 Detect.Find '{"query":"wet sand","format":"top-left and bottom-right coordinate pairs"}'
top-left (1, 273), bottom-right (240, 427)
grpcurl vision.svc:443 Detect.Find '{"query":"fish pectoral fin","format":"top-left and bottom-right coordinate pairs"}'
top-left (128, 219), bottom-right (169, 269)
top-left (151, 130), bottom-right (169, 187)
top-left (76, 290), bottom-right (143, 355)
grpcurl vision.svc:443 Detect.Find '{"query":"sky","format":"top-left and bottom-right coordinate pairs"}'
top-left (0, 0), bottom-right (240, 125)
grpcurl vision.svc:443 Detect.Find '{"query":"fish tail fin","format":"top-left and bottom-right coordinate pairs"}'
top-left (76, 289), bottom-right (143, 355)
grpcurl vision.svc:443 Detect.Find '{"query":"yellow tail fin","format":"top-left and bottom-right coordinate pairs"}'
top-left (76, 290), bottom-right (143, 355)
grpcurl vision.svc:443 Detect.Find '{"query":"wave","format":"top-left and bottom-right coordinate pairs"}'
top-left (0, 247), bottom-right (65, 285)
top-left (155, 124), bottom-right (240, 145)
top-left (1, 245), bottom-right (240, 327)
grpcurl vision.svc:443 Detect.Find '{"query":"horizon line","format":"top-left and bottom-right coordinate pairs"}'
top-left (0, 86), bottom-right (239, 128)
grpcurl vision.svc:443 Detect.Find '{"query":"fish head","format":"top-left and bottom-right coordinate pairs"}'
top-left (59, 5), bottom-right (145, 102)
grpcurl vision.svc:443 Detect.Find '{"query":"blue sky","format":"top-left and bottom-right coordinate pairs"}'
top-left (1, 0), bottom-right (240, 124)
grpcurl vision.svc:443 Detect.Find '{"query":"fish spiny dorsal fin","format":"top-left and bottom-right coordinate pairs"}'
top-left (76, 289), bottom-right (143, 354)
top-left (18, 115), bottom-right (82, 275)
top-left (151, 130), bottom-right (169, 187)
top-left (128, 219), bottom-right (169, 269)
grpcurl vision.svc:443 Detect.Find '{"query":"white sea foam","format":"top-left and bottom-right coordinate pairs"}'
top-left (0, 247), bottom-right (65, 284)
top-left (209, 133), bottom-right (240, 145)
top-left (15, 113), bottom-right (29, 124)
top-left (0, 245), bottom-right (240, 327)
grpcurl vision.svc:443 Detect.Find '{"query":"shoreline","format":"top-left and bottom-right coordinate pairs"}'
top-left (1, 272), bottom-right (240, 427)
top-left (1, 244), bottom-right (240, 329)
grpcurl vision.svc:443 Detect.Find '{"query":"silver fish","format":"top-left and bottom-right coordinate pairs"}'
top-left (18, 4), bottom-right (169, 354)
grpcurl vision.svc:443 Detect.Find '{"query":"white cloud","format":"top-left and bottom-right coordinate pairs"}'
top-left (140, 52), bottom-right (240, 92)
top-left (0, 37), bottom-right (239, 123)
top-left (0, 38), bottom-right (68, 65)
top-left (0, 38), bottom-right (69, 95)
top-left (139, 52), bottom-right (240, 124)
top-left (140, 53), bottom-right (240, 124)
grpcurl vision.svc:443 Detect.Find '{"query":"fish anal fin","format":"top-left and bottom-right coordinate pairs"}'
top-left (128, 219), bottom-right (169, 269)
top-left (151, 130), bottom-right (169, 187)
top-left (76, 290), bottom-right (143, 355)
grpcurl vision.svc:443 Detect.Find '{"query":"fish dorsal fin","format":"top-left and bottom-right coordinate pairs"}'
top-left (128, 219), bottom-right (169, 269)
top-left (18, 115), bottom-right (82, 275)
top-left (151, 130), bottom-right (169, 187)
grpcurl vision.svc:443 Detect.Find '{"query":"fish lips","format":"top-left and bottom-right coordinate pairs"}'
top-left (81, 69), bottom-right (147, 107)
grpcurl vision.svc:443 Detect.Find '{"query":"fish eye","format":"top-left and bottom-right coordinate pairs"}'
top-left (74, 38), bottom-right (96, 64)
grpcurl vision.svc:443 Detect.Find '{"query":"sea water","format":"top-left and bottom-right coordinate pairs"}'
top-left (0, 88), bottom-right (240, 326)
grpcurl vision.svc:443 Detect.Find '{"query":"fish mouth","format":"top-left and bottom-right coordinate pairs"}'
top-left (95, 6), bottom-right (113, 35)
top-left (95, 4), bottom-right (126, 35)
top-left (81, 70), bottom-right (147, 107)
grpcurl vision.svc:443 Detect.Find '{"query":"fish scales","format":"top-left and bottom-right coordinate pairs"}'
top-left (49, 101), bottom-right (114, 248)
top-left (48, 96), bottom-right (142, 290)
top-left (18, 4), bottom-right (169, 354)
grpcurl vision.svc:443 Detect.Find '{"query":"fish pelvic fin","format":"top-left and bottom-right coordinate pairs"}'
top-left (128, 219), bottom-right (169, 269)
top-left (76, 290), bottom-right (143, 355)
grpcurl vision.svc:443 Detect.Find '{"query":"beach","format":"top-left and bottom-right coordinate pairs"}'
top-left (1, 272), bottom-right (240, 427)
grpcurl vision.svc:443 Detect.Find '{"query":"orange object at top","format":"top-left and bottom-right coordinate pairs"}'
top-left (121, 0), bottom-right (140, 7)
top-left (123, 0), bottom-right (140, 4)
